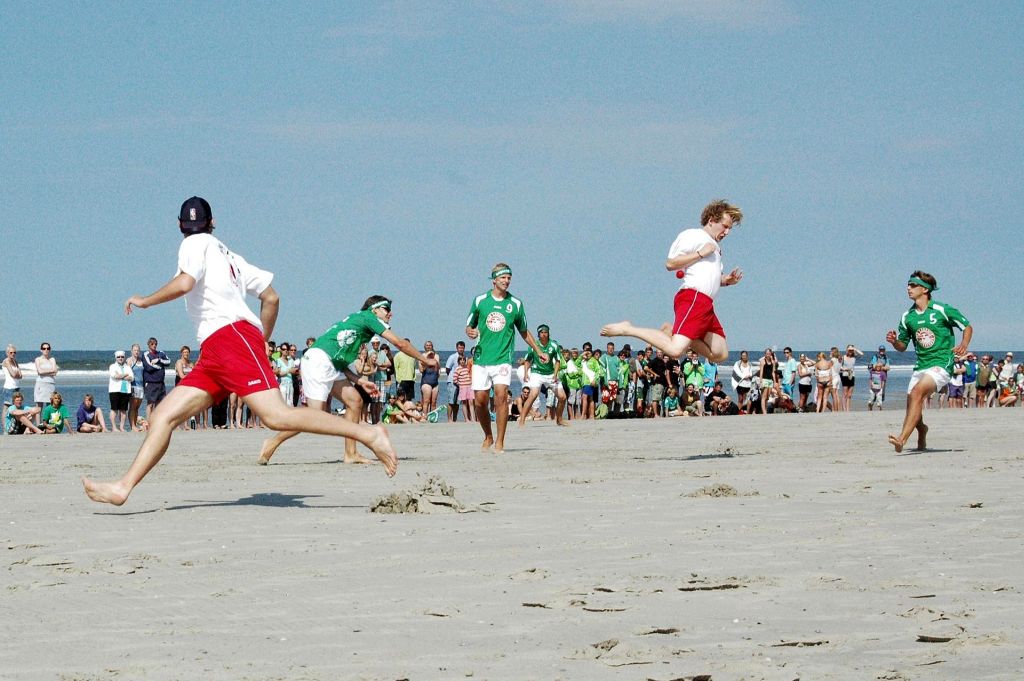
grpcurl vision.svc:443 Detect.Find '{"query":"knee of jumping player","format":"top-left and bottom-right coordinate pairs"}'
top-left (257, 405), bottom-right (293, 431)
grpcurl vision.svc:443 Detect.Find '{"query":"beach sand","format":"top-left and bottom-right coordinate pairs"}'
top-left (2, 410), bottom-right (1022, 680)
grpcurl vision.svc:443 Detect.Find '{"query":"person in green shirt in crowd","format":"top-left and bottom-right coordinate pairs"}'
top-left (561, 347), bottom-right (583, 419)
top-left (580, 348), bottom-right (606, 420)
top-left (518, 324), bottom-right (567, 427)
top-left (886, 271), bottom-right (972, 453)
top-left (41, 392), bottom-right (73, 435)
top-left (681, 349), bottom-right (705, 389)
top-left (465, 263), bottom-right (546, 453)
top-left (392, 339), bottom-right (418, 405)
top-left (258, 295), bottom-right (431, 465)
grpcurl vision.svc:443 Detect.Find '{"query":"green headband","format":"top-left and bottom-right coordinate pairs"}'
top-left (908, 276), bottom-right (938, 292)
top-left (491, 267), bottom-right (512, 280)
top-left (370, 299), bottom-right (392, 310)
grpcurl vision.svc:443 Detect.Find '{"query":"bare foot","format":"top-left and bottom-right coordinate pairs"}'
top-left (343, 452), bottom-right (375, 465)
top-left (888, 434), bottom-right (904, 453)
top-left (494, 444), bottom-right (505, 454)
top-left (257, 438), bottom-right (277, 465)
top-left (557, 420), bottom-right (570, 427)
top-left (913, 424), bottom-right (928, 450)
top-left (600, 321), bottom-right (632, 337)
top-left (82, 477), bottom-right (131, 506)
top-left (365, 424), bottom-right (397, 477)
top-left (481, 436), bottom-right (494, 452)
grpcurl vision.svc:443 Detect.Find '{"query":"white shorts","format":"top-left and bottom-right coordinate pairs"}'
top-left (472, 363), bottom-right (512, 391)
top-left (300, 348), bottom-right (351, 402)
top-left (131, 386), bottom-right (144, 400)
top-left (908, 366), bottom-right (951, 394)
top-left (526, 371), bottom-right (559, 391)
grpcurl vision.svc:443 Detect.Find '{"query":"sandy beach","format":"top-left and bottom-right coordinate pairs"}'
top-left (2, 410), bottom-right (1022, 680)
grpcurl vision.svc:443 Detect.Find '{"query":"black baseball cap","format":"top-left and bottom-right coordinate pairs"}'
top-left (179, 196), bottom-right (213, 235)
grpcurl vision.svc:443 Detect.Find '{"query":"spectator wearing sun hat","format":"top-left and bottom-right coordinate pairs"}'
top-left (108, 350), bottom-right (134, 432)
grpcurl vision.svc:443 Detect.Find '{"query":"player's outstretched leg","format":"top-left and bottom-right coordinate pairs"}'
top-left (83, 386), bottom-right (213, 505)
top-left (601, 321), bottom-right (692, 360)
top-left (246, 389), bottom-right (396, 476)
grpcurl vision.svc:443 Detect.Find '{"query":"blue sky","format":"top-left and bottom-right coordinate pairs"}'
top-left (3, 1), bottom-right (1021, 353)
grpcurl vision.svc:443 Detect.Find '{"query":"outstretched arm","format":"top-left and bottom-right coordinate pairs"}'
top-left (125, 273), bottom-right (196, 315)
top-left (382, 331), bottom-right (430, 365)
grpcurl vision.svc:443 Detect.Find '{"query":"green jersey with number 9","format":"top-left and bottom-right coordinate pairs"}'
top-left (466, 292), bottom-right (527, 366)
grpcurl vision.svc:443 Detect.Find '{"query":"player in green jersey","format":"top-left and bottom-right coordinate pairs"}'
top-left (518, 324), bottom-right (567, 427)
top-left (257, 295), bottom-right (431, 466)
top-left (466, 263), bottom-right (547, 452)
top-left (885, 271), bottom-right (972, 453)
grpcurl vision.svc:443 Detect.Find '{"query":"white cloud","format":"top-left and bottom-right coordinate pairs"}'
top-left (553, 0), bottom-right (799, 30)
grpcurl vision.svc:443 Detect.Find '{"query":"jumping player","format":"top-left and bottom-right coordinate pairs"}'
top-left (465, 263), bottom-right (547, 452)
top-left (82, 197), bottom-right (397, 506)
top-left (885, 271), bottom-right (971, 453)
top-left (601, 199), bottom-right (743, 362)
top-left (518, 324), bottom-right (567, 427)
top-left (257, 296), bottom-right (431, 465)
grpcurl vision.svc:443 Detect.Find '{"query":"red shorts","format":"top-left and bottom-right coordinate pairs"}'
top-left (671, 288), bottom-right (725, 340)
top-left (178, 321), bottom-right (279, 403)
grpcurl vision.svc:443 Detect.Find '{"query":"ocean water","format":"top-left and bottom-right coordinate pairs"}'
top-left (7, 348), bottom-right (1014, 419)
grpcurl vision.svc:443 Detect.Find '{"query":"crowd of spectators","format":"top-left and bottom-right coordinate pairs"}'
top-left (5, 339), bottom-right (1024, 436)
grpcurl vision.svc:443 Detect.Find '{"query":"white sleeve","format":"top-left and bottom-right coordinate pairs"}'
top-left (177, 237), bottom-right (207, 281)
top-left (233, 252), bottom-right (274, 297)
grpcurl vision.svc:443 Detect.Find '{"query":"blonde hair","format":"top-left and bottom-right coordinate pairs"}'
top-left (701, 199), bottom-right (743, 227)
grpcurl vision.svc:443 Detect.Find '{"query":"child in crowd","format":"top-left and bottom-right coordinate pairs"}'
top-left (452, 355), bottom-right (474, 422)
top-left (663, 386), bottom-right (683, 416)
top-left (397, 391), bottom-right (427, 423)
top-left (867, 369), bottom-right (884, 411)
top-left (382, 395), bottom-right (409, 424)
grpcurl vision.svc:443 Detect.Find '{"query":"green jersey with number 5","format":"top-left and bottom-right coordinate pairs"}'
top-left (897, 300), bottom-right (969, 372)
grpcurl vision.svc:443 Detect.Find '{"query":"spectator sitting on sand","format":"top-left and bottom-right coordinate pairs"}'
top-left (41, 392), bottom-right (73, 435)
top-left (76, 394), bottom-right (108, 433)
top-left (6, 392), bottom-right (42, 435)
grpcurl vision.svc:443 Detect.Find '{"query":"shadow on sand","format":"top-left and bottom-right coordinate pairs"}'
top-left (96, 492), bottom-right (363, 515)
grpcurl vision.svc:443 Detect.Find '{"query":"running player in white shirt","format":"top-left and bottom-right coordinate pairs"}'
top-left (602, 200), bottom-right (744, 362)
top-left (83, 197), bottom-right (397, 506)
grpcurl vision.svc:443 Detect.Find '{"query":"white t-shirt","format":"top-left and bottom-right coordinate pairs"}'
top-left (177, 233), bottom-right (274, 344)
top-left (667, 228), bottom-right (722, 299)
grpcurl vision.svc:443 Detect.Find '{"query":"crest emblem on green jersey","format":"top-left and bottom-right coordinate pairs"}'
top-left (486, 311), bottom-right (506, 332)
top-left (336, 329), bottom-right (357, 347)
top-left (915, 327), bottom-right (936, 349)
